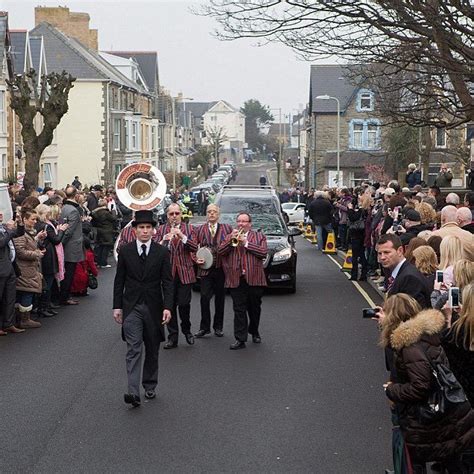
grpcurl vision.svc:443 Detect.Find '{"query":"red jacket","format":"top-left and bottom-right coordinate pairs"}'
top-left (218, 230), bottom-right (267, 288)
top-left (71, 249), bottom-right (98, 294)
top-left (155, 222), bottom-right (198, 284)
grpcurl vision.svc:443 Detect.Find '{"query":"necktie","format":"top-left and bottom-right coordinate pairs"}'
top-left (141, 243), bottom-right (147, 262)
top-left (210, 223), bottom-right (216, 238)
top-left (387, 276), bottom-right (395, 292)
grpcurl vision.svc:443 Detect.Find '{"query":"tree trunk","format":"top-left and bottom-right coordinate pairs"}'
top-left (23, 149), bottom-right (41, 192)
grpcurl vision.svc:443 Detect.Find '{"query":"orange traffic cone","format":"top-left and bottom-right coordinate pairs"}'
top-left (341, 248), bottom-right (353, 272)
top-left (323, 232), bottom-right (337, 254)
top-left (311, 232), bottom-right (318, 245)
top-left (298, 221), bottom-right (304, 232)
top-left (304, 225), bottom-right (312, 238)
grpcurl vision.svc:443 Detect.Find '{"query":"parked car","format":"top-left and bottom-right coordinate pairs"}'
top-left (214, 185), bottom-right (300, 293)
top-left (0, 183), bottom-right (12, 221)
top-left (281, 202), bottom-right (306, 224)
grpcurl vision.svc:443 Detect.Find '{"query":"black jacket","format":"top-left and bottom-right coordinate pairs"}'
top-left (308, 197), bottom-right (333, 226)
top-left (388, 260), bottom-right (432, 309)
top-left (113, 241), bottom-right (173, 343)
top-left (36, 221), bottom-right (64, 275)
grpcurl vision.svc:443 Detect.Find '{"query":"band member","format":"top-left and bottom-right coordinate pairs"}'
top-left (218, 212), bottom-right (267, 350)
top-left (113, 210), bottom-right (173, 407)
top-left (194, 204), bottom-right (232, 338)
top-left (155, 203), bottom-right (198, 348)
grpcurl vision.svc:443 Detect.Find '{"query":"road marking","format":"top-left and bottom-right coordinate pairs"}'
top-left (326, 255), bottom-right (378, 308)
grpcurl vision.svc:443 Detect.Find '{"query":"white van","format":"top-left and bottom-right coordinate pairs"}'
top-left (0, 183), bottom-right (12, 222)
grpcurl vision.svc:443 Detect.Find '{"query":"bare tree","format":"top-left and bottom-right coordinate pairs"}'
top-left (205, 125), bottom-right (228, 167)
top-left (198, 1), bottom-right (473, 128)
top-left (7, 69), bottom-right (75, 191)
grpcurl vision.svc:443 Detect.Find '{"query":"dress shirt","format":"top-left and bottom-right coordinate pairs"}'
top-left (136, 239), bottom-right (151, 256)
top-left (391, 258), bottom-right (406, 280)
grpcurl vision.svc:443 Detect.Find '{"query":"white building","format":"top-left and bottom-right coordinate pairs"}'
top-left (202, 100), bottom-right (245, 163)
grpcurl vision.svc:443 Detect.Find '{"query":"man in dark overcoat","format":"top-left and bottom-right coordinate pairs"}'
top-left (113, 210), bottom-right (173, 407)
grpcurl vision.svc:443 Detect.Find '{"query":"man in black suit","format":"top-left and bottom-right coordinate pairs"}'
top-left (376, 234), bottom-right (431, 308)
top-left (113, 210), bottom-right (173, 407)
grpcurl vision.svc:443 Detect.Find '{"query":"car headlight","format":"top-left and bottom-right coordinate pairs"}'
top-left (272, 247), bottom-right (292, 262)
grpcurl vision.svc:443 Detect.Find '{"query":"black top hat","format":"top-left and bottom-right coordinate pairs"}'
top-left (132, 210), bottom-right (157, 227)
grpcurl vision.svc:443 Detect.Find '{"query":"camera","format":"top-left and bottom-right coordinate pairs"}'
top-left (362, 307), bottom-right (380, 318)
top-left (449, 287), bottom-right (461, 308)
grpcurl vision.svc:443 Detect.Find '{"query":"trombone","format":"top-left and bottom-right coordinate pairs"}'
top-left (231, 228), bottom-right (244, 247)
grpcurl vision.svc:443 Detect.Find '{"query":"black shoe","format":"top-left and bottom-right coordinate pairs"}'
top-left (229, 340), bottom-right (246, 350)
top-left (252, 335), bottom-right (261, 344)
top-left (47, 308), bottom-right (58, 315)
top-left (214, 329), bottom-right (224, 337)
top-left (38, 309), bottom-right (56, 318)
top-left (185, 333), bottom-right (195, 345)
top-left (124, 393), bottom-right (141, 407)
top-left (359, 276), bottom-right (367, 281)
top-left (349, 276), bottom-right (357, 281)
top-left (144, 390), bottom-right (156, 400)
top-left (50, 303), bottom-right (61, 309)
top-left (194, 329), bottom-right (210, 338)
top-left (163, 341), bottom-right (178, 349)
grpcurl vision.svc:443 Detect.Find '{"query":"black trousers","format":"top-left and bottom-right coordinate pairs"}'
top-left (229, 278), bottom-right (264, 342)
top-left (96, 244), bottom-right (112, 267)
top-left (167, 277), bottom-right (192, 343)
top-left (200, 267), bottom-right (225, 332)
top-left (59, 261), bottom-right (77, 303)
top-left (350, 238), bottom-right (368, 280)
top-left (0, 270), bottom-right (17, 329)
top-left (122, 303), bottom-right (160, 397)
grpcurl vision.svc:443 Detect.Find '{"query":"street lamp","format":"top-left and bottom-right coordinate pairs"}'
top-left (171, 95), bottom-right (193, 191)
top-left (315, 95), bottom-right (340, 186)
top-left (268, 107), bottom-right (283, 186)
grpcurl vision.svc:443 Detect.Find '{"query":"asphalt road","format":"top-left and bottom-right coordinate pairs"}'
top-left (0, 163), bottom-right (392, 473)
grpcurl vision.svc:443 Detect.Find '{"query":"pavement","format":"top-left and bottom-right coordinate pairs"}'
top-left (0, 163), bottom-right (393, 473)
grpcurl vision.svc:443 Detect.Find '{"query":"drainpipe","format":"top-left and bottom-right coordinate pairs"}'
top-left (105, 81), bottom-right (111, 185)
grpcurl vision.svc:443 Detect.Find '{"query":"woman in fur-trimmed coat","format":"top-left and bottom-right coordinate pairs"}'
top-left (382, 301), bottom-right (474, 468)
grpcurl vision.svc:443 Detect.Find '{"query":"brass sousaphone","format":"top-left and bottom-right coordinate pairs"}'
top-left (113, 162), bottom-right (167, 260)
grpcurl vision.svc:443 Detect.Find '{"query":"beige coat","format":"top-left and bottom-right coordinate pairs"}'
top-left (13, 232), bottom-right (43, 293)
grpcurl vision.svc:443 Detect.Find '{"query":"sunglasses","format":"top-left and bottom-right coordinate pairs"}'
top-left (168, 212), bottom-right (181, 216)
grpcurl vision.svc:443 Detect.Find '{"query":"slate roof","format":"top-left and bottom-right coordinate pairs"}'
top-left (324, 150), bottom-right (386, 168)
top-left (107, 51), bottom-right (159, 91)
top-left (30, 22), bottom-right (148, 93)
top-left (180, 101), bottom-right (216, 119)
top-left (29, 36), bottom-right (42, 73)
top-left (309, 64), bottom-right (359, 114)
top-left (10, 30), bottom-right (27, 73)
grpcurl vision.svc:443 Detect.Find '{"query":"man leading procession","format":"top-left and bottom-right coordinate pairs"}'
top-left (113, 210), bottom-right (173, 407)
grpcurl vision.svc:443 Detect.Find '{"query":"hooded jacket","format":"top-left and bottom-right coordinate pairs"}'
top-left (386, 309), bottom-right (474, 462)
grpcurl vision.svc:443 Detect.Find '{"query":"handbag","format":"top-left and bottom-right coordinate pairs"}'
top-left (88, 272), bottom-right (98, 290)
top-left (349, 218), bottom-right (365, 232)
top-left (417, 347), bottom-right (467, 424)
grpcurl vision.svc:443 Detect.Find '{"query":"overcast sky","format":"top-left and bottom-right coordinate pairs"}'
top-left (2, 0), bottom-right (318, 116)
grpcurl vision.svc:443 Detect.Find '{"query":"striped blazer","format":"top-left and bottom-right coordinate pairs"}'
top-left (195, 222), bottom-right (233, 277)
top-left (155, 222), bottom-right (198, 284)
top-left (218, 229), bottom-right (267, 288)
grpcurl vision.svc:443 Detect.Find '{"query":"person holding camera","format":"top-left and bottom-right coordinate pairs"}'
top-left (347, 193), bottom-right (370, 281)
top-left (434, 163), bottom-right (453, 188)
top-left (378, 293), bottom-right (474, 472)
top-left (406, 163), bottom-right (422, 188)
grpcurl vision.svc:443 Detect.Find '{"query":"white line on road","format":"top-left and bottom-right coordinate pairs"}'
top-left (326, 254), bottom-right (378, 308)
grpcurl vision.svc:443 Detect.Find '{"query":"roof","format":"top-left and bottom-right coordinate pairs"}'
top-left (29, 36), bottom-right (42, 73)
top-left (10, 30), bottom-right (27, 73)
top-left (324, 150), bottom-right (386, 168)
top-left (207, 100), bottom-right (241, 114)
top-left (309, 64), bottom-right (359, 114)
top-left (106, 51), bottom-right (159, 91)
top-left (30, 22), bottom-right (148, 92)
top-left (180, 101), bottom-right (216, 119)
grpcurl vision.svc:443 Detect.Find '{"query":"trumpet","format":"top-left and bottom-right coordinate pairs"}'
top-left (231, 228), bottom-right (244, 247)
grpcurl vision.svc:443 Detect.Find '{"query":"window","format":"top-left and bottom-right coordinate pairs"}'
top-left (151, 126), bottom-right (156, 150)
top-left (113, 119), bottom-right (121, 151)
top-left (356, 89), bottom-right (374, 112)
top-left (43, 163), bottom-right (52, 187)
top-left (124, 121), bottom-right (129, 151)
top-left (353, 123), bottom-right (364, 149)
top-left (0, 90), bottom-right (5, 133)
top-left (349, 119), bottom-right (381, 150)
top-left (435, 127), bottom-right (446, 148)
top-left (132, 122), bottom-right (138, 149)
top-left (114, 164), bottom-right (123, 178)
top-left (1, 154), bottom-right (6, 181)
